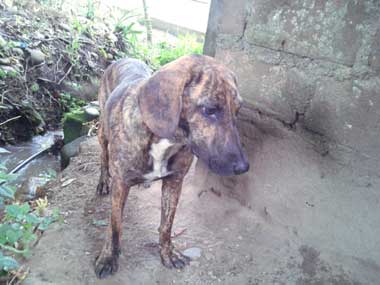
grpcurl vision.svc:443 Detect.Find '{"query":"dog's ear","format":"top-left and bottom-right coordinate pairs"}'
top-left (138, 68), bottom-right (191, 138)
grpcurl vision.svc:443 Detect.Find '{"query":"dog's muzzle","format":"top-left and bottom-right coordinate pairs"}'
top-left (208, 154), bottom-right (249, 176)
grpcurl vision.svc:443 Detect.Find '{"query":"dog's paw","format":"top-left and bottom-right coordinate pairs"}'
top-left (160, 247), bottom-right (190, 269)
top-left (94, 253), bottom-right (118, 279)
top-left (96, 181), bottom-right (110, 196)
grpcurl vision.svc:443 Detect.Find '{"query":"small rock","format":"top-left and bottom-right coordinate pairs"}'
top-left (0, 66), bottom-right (17, 74)
top-left (0, 58), bottom-right (12, 65)
top-left (84, 106), bottom-right (100, 117)
top-left (183, 247), bottom-right (202, 260)
top-left (27, 49), bottom-right (45, 66)
top-left (61, 136), bottom-right (88, 169)
top-left (19, 176), bottom-right (50, 200)
top-left (33, 32), bottom-right (45, 40)
top-left (59, 23), bottom-right (70, 32)
top-left (12, 48), bottom-right (24, 57)
top-left (107, 33), bottom-right (118, 43)
top-left (0, 35), bottom-right (6, 46)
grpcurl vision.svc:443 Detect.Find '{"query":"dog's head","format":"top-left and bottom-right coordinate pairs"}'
top-left (138, 55), bottom-right (249, 176)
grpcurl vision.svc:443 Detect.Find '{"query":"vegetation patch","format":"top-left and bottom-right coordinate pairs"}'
top-left (0, 165), bottom-right (61, 283)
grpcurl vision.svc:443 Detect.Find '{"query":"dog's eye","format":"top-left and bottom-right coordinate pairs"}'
top-left (202, 106), bottom-right (218, 118)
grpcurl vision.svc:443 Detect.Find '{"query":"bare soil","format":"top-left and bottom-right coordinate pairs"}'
top-left (24, 119), bottom-right (380, 284)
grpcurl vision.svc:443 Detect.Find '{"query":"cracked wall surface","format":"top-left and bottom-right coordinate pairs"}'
top-left (204, 0), bottom-right (380, 175)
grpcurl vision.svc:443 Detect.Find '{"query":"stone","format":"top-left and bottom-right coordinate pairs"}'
top-left (61, 136), bottom-right (88, 169)
top-left (11, 47), bottom-right (24, 57)
top-left (84, 106), bottom-right (100, 117)
top-left (59, 23), bottom-right (70, 32)
top-left (0, 58), bottom-right (12, 65)
top-left (0, 35), bottom-right (6, 47)
top-left (21, 176), bottom-right (50, 199)
top-left (0, 66), bottom-right (17, 74)
top-left (182, 247), bottom-right (202, 260)
top-left (63, 110), bottom-right (92, 144)
top-left (27, 48), bottom-right (45, 66)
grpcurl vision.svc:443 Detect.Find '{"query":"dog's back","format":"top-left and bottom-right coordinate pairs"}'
top-left (98, 58), bottom-right (152, 112)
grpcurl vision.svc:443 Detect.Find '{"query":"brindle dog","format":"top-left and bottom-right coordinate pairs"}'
top-left (94, 55), bottom-right (249, 278)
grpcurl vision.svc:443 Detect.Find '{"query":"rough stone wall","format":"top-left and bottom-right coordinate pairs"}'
top-left (204, 0), bottom-right (380, 175)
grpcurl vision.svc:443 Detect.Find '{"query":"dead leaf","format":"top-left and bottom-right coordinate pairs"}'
top-left (61, 178), bottom-right (76, 187)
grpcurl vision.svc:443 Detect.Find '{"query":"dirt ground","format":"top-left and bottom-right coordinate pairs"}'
top-left (24, 118), bottom-right (380, 285)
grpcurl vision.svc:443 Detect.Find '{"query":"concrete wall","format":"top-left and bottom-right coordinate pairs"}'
top-left (204, 0), bottom-right (380, 175)
top-left (201, 1), bottom-right (380, 283)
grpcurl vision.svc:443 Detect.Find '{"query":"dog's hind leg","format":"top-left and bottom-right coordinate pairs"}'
top-left (96, 123), bottom-right (110, 195)
top-left (159, 147), bottom-right (193, 269)
top-left (95, 178), bottom-right (130, 278)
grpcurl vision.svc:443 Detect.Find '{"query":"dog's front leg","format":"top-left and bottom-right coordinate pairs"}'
top-left (96, 124), bottom-right (110, 195)
top-left (159, 148), bottom-right (193, 269)
top-left (95, 177), bottom-right (129, 278)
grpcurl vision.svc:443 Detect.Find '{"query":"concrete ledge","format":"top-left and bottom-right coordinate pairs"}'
top-left (149, 18), bottom-right (204, 42)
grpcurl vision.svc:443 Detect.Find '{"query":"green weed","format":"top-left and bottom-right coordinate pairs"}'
top-left (0, 165), bottom-right (60, 278)
top-left (59, 92), bottom-right (86, 112)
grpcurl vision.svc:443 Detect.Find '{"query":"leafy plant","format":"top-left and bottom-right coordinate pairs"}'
top-left (85, 0), bottom-right (98, 20)
top-left (133, 33), bottom-right (204, 70)
top-left (0, 68), bottom-right (18, 79)
top-left (30, 83), bottom-right (40, 93)
top-left (59, 92), bottom-right (86, 112)
top-left (153, 34), bottom-right (203, 67)
top-left (107, 7), bottom-right (142, 58)
top-left (0, 165), bottom-right (16, 206)
top-left (0, 165), bottom-right (60, 279)
top-left (112, 8), bottom-right (140, 34)
top-left (66, 35), bottom-right (81, 66)
top-left (35, 197), bottom-right (48, 216)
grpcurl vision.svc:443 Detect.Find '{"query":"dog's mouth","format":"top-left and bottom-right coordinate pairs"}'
top-left (191, 144), bottom-right (249, 176)
top-left (208, 157), bottom-right (249, 176)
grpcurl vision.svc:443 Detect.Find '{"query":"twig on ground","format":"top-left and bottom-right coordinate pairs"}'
top-left (0, 90), bottom-right (11, 104)
top-left (26, 61), bottom-right (45, 73)
top-left (57, 64), bottom-right (73, 85)
top-left (0, 115), bottom-right (21, 126)
top-left (37, 77), bottom-right (56, 84)
top-left (42, 87), bottom-right (60, 105)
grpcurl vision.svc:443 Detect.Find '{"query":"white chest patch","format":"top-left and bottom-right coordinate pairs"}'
top-left (143, 139), bottom-right (175, 182)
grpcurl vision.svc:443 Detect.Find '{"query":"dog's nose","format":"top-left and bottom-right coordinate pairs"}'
top-left (233, 161), bottom-right (249, 175)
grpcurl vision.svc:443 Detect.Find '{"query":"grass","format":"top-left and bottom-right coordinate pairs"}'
top-left (124, 32), bottom-right (204, 71)
top-left (153, 34), bottom-right (203, 67)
